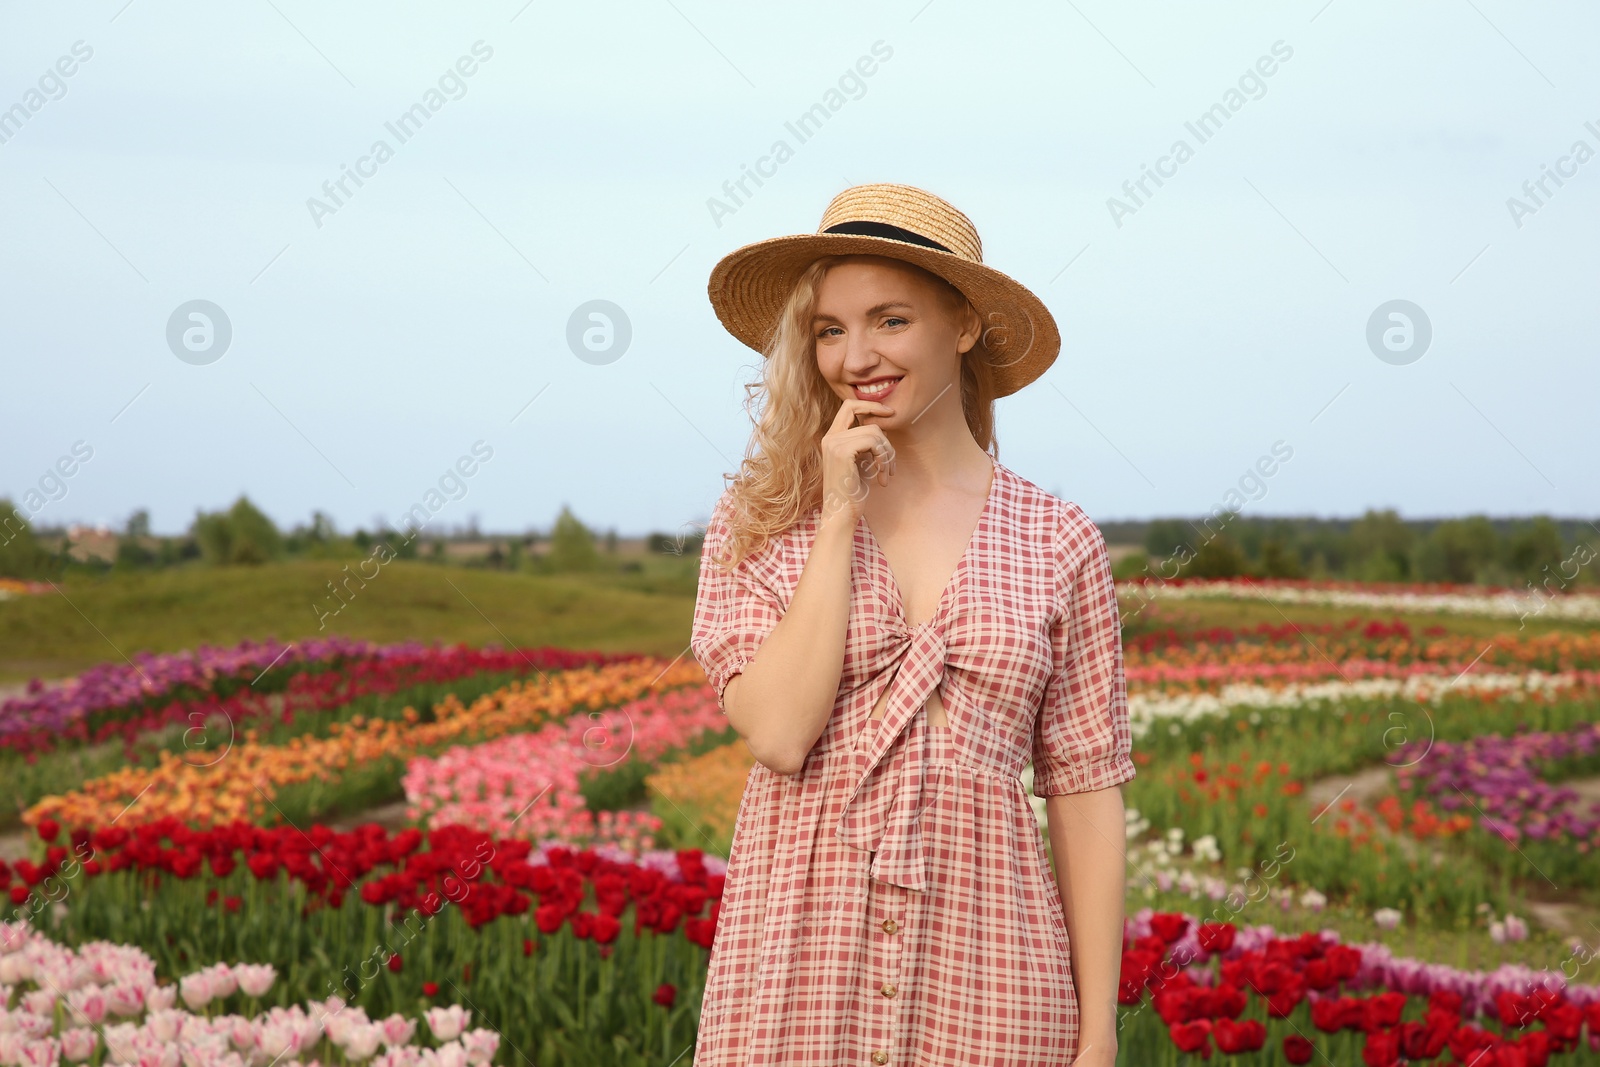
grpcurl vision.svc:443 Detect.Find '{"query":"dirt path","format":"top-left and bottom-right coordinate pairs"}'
top-left (1304, 764), bottom-right (1600, 940)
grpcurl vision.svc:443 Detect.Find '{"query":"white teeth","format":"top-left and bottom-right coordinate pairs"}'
top-left (857, 378), bottom-right (900, 396)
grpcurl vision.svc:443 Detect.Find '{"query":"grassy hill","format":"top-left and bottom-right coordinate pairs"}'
top-left (0, 560), bottom-right (695, 685)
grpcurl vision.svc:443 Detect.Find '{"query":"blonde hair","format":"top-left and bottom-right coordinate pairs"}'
top-left (711, 254), bottom-right (1000, 571)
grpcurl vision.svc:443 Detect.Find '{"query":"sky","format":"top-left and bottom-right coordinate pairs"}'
top-left (3, 0), bottom-right (1596, 539)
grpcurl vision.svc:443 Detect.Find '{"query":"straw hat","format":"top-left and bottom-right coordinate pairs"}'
top-left (707, 183), bottom-right (1060, 398)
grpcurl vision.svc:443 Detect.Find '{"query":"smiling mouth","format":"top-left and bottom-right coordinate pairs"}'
top-left (851, 376), bottom-right (903, 400)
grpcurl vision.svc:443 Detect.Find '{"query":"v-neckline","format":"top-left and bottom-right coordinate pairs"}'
top-left (859, 459), bottom-right (1001, 631)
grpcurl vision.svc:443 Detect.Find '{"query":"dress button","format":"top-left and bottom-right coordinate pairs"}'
top-left (881, 919), bottom-right (898, 934)
top-left (880, 983), bottom-right (897, 998)
top-left (871, 1052), bottom-right (889, 1065)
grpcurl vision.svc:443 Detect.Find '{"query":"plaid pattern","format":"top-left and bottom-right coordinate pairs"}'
top-left (690, 461), bottom-right (1135, 1065)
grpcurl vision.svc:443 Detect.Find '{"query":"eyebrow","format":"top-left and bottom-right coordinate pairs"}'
top-left (812, 301), bottom-right (915, 324)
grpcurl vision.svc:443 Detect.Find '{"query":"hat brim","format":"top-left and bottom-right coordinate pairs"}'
top-left (707, 232), bottom-right (1060, 398)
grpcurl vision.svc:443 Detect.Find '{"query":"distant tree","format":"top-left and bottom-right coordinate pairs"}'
top-left (0, 499), bottom-right (59, 579)
top-left (191, 496), bottom-right (284, 565)
top-left (1503, 517), bottom-right (1566, 583)
top-left (1349, 509), bottom-right (1413, 582)
top-left (309, 510), bottom-right (336, 543)
top-left (1414, 517), bottom-right (1498, 584)
top-left (1144, 519), bottom-right (1194, 561)
top-left (548, 506), bottom-right (599, 572)
top-left (1185, 532), bottom-right (1250, 578)
top-left (1259, 539), bottom-right (1304, 578)
top-left (115, 509), bottom-right (156, 570)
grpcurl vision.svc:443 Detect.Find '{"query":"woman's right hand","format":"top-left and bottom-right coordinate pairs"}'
top-left (818, 398), bottom-right (896, 531)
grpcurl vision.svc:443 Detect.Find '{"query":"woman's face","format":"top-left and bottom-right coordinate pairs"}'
top-left (811, 255), bottom-right (980, 429)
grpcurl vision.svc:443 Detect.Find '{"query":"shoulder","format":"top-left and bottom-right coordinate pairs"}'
top-left (992, 462), bottom-right (1105, 570)
top-left (704, 486), bottom-right (817, 590)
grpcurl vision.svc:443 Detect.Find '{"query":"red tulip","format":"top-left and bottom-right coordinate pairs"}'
top-left (1151, 913), bottom-right (1190, 943)
top-left (523, 938), bottom-right (535, 957)
top-left (1446, 1023), bottom-right (1498, 1064)
top-left (653, 982), bottom-right (676, 1008)
top-left (1515, 1030), bottom-right (1552, 1066)
top-left (1543, 1003), bottom-right (1582, 1045)
top-left (1363, 991), bottom-right (1406, 1029)
top-left (1283, 1035), bottom-right (1315, 1064)
top-left (1168, 1019), bottom-right (1212, 1059)
top-left (1497, 991), bottom-right (1535, 1028)
top-left (8, 886), bottom-right (28, 905)
top-left (1361, 1029), bottom-right (1400, 1067)
top-left (423, 982), bottom-right (439, 996)
top-left (1213, 1017), bottom-right (1265, 1053)
top-left (1196, 922), bottom-right (1235, 954)
top-left (387, 954), bottom-right (402, 973)
top-left (37, 818), bottom-right (60, 843)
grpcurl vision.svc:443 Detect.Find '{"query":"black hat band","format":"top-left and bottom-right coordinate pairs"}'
top-left (821, 220), bottom-right (953, 254)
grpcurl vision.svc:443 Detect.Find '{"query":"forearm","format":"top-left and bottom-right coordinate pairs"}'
top-left (724, 512), bottom-right (856, 774)
top-left (1045, 786), bottom-right (1126, 1054)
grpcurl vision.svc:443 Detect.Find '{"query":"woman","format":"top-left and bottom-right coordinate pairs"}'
top-left (691, 183), bottom-right (1133, 1066)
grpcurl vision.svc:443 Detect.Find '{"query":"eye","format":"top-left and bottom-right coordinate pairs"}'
top-left (816, 325), bottom-right (843, 339)
top-left (882, 316), bottom-right (908, 328)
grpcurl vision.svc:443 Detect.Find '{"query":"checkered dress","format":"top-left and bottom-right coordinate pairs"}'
top-left (689, 460), bottom-right (1135, 1066)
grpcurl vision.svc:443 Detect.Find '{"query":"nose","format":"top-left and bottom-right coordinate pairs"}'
top-left (841, 328), bottom-right (881, 379)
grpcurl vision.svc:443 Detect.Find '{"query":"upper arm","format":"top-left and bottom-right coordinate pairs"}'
top-left (690, 499), bottom-right (785, 716)
top-left (1030, 509), bottom-right (1136, 798)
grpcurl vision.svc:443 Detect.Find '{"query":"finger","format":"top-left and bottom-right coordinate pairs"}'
top-left (834, 398), bottom-right (895, 431)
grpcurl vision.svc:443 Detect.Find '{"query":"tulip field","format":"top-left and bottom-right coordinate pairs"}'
top-left (2, 578), bottom-right (1600, 1064)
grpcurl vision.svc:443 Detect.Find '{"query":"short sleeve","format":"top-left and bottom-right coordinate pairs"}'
top-left (1030, 511), bottom-right (1136, 797)
top-left (690, 498), bottom-right (786, 716)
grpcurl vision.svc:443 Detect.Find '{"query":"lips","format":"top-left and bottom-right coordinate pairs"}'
top-left (852, 376), bottom-right (902, 401)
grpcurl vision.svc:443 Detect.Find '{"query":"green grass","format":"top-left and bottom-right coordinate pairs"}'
top-left (0, 559), bottom-right (697, 685)
top-left (7, 558), bottom-right (1590, 687)
top-left (1120, 589), bottom-right (1597, 641)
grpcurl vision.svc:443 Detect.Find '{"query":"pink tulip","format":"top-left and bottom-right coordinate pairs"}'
top-left (233, 963), bottom-right (276, 998)
top-left (66, 989), bottom-right (107, 1025)
top-left (203, 962), bottom-right (238, 1000)
top-left (106, 984), bottom-right (146, 1017)
top-left (18, 1037), bottom-right (61, 1067)
top-left (226, 1017), bottom-right (257, 1052)
top-left (461, 1029), bottom-right (500, 1066)
top-left (379, 1014), bottom-right (416, 1048)
top-left (178, 973), bottom-right (214, 1011)
top-left (424, 1006), bottom-right (471, 1042)
top-left (58, 1030), bottom-right (97, 1064)
top-left (146, 1009), bottom-right (184, 1044)
top-left (343, 1023), bottom-right (383, 1061)
top-left (253, 1022), bottom-right (297, 1061)
top-left (22, 990), bottom-right (57, 1016)
top-left (323, 1005), bottom-right (370, 1047)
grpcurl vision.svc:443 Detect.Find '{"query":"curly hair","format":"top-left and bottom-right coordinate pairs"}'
top-left (710, 254), bottom-right (1001, 572)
